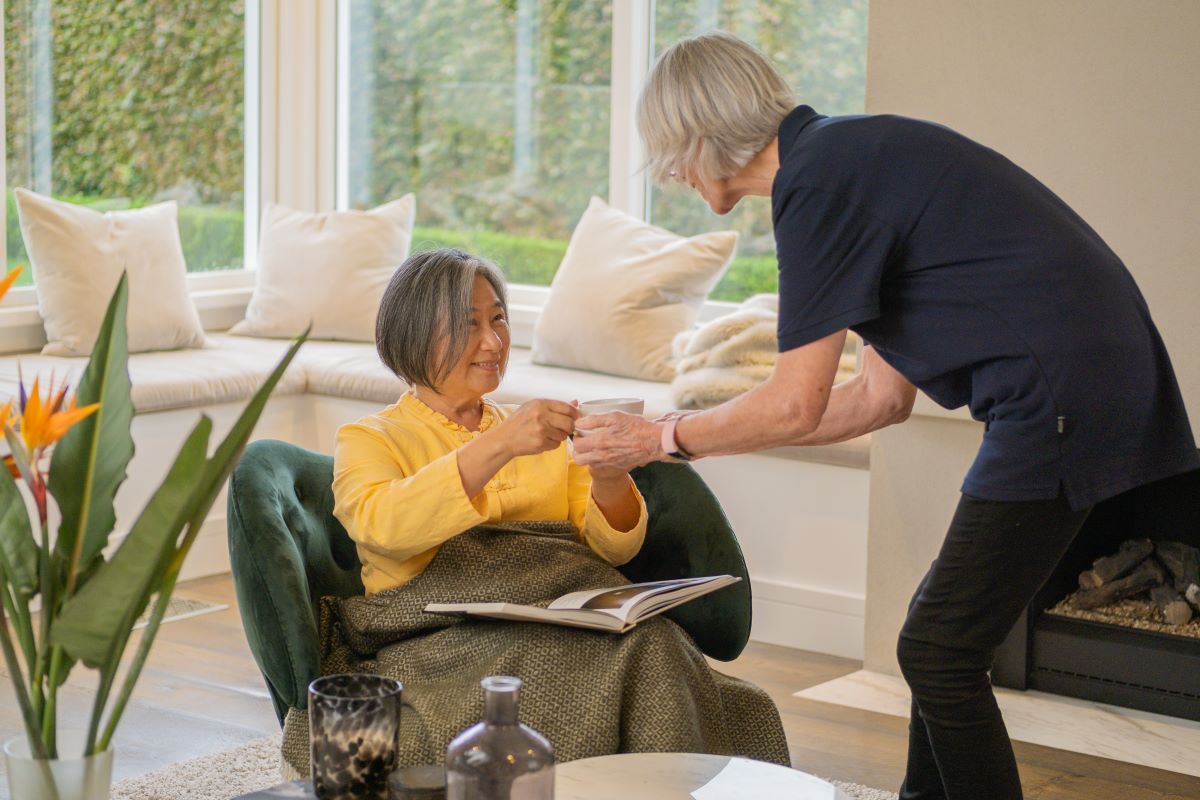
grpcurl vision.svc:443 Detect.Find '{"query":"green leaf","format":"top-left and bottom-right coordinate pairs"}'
top-left (49, 273), bottom-right (135, 580)
top-left (181, 331), bottom-right (308, 539)
top-left (51, 417), bottom-right (211, 669)
top-left (50, 329), bottom-right (305, 671)
top-left (0, 466), bottom-right (36, 598)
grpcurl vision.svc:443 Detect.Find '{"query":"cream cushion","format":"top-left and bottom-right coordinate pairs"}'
top-left (532, 196), bottom-right (737, 381)
top-left (14, 189), bottom-right (207, 356)
top-left (0, 335), bottom-right (307, 414)
top-left (231, 196), bottom-right (415, 341)
top-left (291, 338), bottom-right (406, 403)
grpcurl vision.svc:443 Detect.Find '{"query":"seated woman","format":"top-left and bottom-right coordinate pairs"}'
top-left (333, 247), bottom-right (646, 594)
top-left (283, 247), bottom-right (788, 772)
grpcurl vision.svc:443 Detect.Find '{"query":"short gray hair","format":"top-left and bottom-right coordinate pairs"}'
top-left (376, 247), bottom-right (508, 389)
top-left (638, 30), bottom-right (794, 185)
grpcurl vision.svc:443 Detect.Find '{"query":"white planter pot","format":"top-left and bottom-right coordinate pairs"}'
top-left (3, 731), bottom-right (113, 800)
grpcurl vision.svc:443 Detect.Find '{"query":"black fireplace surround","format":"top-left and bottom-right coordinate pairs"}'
top-left (993, 465), bottom-right (1200, 721)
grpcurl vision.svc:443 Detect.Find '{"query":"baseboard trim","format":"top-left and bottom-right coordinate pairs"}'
top-left (749, 578), bottom-right (865, 659)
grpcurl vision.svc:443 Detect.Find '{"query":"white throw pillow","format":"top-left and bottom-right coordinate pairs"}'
top-left (532, 196), bottom-right (737, 382)
top-left (15, 189), bottom-right (207, 356)
top-left (231, 196), bottom-right (416, 341)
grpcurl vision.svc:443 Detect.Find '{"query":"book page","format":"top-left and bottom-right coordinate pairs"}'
top-left (548, 577), bottom-right (724, 622)
top-left (424, 602), bottom-right (625, 632)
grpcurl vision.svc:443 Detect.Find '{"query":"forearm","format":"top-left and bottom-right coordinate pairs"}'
top-left (455, 430), bottom-right (512, 499)
top-left (589, 475), bottom-right (642, 532)
top-left (785, 376), bottom-right (891, 445)
top-left (675, 348), bottom-right (912, 457)
top-left (673, 378), bottom-right (827, 457)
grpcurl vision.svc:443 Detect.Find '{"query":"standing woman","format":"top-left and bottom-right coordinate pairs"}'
top-left (572, 31), bottom-right (1199, 800)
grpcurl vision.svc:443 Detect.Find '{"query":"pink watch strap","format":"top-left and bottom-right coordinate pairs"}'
top-left (661, 417), bottom-right (681, 458)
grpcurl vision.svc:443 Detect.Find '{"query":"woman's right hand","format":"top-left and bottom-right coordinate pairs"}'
top-left (493, 399), bottom-right (580, 458)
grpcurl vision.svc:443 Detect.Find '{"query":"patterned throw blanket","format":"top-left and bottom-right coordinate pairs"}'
top-left (281, 522), bottom-right (789, 774)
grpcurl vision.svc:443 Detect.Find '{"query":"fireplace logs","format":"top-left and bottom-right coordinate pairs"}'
top-left (1090, 538), bottom-right (1155, 584)
top-left (1056, 539), bottom-right (1200, 629)
top-left (1149, 584), bottom-right (1194, 626)
top-left (1073, 557), bottom-right (1164, 610)
top-left (1156, 540), bottom-right (1200, 610)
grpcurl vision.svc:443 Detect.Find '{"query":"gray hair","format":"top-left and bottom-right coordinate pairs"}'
top-left (375, 247), bottom-right (508, 389)
top-left (638, 30), bottom-right (794, 185)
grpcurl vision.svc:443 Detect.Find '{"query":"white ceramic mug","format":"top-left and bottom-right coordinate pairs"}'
top-left (578, 397), bottom-right (645, 416)
top-left (574, 397), bottom-right (645, 437)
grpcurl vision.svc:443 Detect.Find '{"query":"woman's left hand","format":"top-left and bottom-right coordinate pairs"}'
top-left (573, 412), bottom-right (663, 472)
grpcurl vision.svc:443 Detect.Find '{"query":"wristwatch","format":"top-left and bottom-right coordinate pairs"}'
top-left (660, 416), bottom-right (694, 462)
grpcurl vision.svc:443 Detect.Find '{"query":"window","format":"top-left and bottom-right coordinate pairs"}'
top-left (649, 0), bottom-right (868, 302)
top-left (4, 0), bottom-right (248, 285)
top-left (339, 1), bottom-right (866, 299)
top-left (341, 0), bottom-right (611, 287)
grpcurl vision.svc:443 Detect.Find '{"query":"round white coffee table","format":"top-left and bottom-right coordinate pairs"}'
top-left (555, 753), bottom-right (851, 799)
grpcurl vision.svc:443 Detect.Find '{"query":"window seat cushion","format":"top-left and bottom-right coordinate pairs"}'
top-left (0, 335), bottom-right (869, 469)
top-left (0, 334), bottom-right (308, 413)
top-left (283, 337), bottom-right (406, 403)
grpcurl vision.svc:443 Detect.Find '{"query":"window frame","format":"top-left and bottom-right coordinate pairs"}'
top-left (0, 0), bottom-right (268, 346)
top-left (0, 1), bottom-right (784, 354)
top-left (330, 0), bottom-right (659, 276)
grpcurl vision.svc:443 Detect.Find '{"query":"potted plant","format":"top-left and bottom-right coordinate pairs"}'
top-left (0, 271), bottom-right (305, 799)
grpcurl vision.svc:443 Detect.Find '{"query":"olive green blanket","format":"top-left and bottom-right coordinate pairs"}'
top-left (280, 522), bottom-right (789, 774)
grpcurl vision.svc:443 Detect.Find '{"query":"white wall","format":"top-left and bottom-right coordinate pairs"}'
top-left (866, 0), bottom-right (1200, 420)
top-left (863, 0), bottom-right (1200, 674)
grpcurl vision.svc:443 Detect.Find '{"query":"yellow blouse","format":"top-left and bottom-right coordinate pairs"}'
top-left (332, 391), bottom-right (649, 595)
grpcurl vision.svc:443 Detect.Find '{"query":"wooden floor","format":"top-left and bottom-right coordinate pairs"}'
top-left (4, 574), bottom-right (1200, 799)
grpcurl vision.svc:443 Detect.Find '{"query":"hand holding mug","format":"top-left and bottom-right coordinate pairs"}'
top-left (496, 398), bottom-right (579, 458)
top-left (573, 398), bottom-right (664, 472)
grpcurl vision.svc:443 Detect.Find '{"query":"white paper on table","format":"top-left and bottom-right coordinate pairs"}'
top-left (689, 757), bottom-right (850, 800)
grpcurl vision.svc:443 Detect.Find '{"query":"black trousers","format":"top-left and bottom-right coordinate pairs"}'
top-left (897, 493), bottom-right (1091, 800)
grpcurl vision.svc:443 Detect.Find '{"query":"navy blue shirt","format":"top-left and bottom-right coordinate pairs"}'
top-left (774, 105), bottom-right (1199, 510)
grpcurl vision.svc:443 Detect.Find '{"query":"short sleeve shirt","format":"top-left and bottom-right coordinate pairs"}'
top-left (774, 105), bottom-right (1199, 510)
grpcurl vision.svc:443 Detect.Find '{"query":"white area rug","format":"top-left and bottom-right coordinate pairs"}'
top-left (833, 780), bottom-right (898, 800)
top-left (111, 735), bottom-right (282, 800)
top-left (132, 595), bottom-right (228, 630)
top-left (796, 669), bottom-right (1200, 778)
top-left (108, 734), bottom-right (898, 800)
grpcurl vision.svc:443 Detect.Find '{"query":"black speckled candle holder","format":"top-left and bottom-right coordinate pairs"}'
top-left (309, 674), bottom-right (403, 800)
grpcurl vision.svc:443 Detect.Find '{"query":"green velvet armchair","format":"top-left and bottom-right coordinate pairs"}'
top-left (227, 439), bottom-right (753, 724)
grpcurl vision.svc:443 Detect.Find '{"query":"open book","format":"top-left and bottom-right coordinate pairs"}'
top-left (424, 575), bottom-right (740, 633)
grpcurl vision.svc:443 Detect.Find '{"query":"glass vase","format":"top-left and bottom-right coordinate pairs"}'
top-left (445, 676), bottom-right (554, 800)
top-left (309, 673), bottom-right (404, 800)
top-left (3, 731), bottom-right (114, 800)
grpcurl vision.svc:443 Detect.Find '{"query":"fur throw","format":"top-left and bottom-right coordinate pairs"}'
top-left (671, 294), bottom-right (778, 409)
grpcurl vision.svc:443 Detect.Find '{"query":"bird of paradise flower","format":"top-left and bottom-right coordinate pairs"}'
top-left (0, 267), bottom-right (100, 490)
top-left (3, 371), bottom-right (100, 521)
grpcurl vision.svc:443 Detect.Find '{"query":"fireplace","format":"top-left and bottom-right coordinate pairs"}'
top-left (992, 466), bottom-right (1200, 720)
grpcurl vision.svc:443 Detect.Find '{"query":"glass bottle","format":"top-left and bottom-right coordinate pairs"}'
top-left (445, 676), bottom-right (554, 800)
